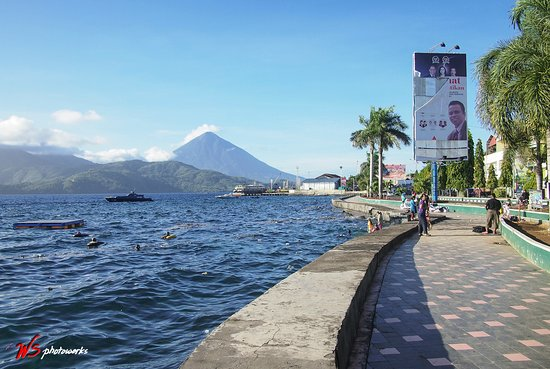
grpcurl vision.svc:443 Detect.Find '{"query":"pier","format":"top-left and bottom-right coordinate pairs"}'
top-left (179, 197), bottom-right (550, 369)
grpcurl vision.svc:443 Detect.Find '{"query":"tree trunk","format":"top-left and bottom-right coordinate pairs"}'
top-left (369, 146), bottom-right (374, 197)
top-left (378, 147), bottom-right (383, 199)
top-left (546, 128), bottom-right (550, 200)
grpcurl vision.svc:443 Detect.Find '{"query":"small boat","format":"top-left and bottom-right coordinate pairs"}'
top-left (73, 232), bottom-right (89, 237)
top-left (105, 191), bottom-right (153, 202)
top-left (161, 234), bottom-right (176, 240)
top-left (216, 193), bottom-right (243, 199)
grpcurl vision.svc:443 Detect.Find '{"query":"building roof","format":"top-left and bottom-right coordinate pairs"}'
top-left (316, 173), bottom-right (340, 179)
top-left (302, 177), bottom-right (340, 184)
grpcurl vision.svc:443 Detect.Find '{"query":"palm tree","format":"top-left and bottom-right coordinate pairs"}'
top-left (351, 112), bottom-right (378, 197)
top-left (372, 107), bottom-right (411, 198)
top-left (475, 0), bottom-right (550, 192)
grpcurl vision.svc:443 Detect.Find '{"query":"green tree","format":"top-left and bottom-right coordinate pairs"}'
top-left (524, 170), bottom-right (537, 190)
top-left (371, 106), bottom-right (411, 198)
top-left (413, 164), bottom-right (431, 194)
top-left (438, 164), bottom-right (448, 191)
top-left (499, 146), bottom-right (514, 193)
top-left (474, 139), bottom-right (486, 189)
top-left (351, 113), bottom-right (378, 197)
top-left (475, 0), bottom-right (550, 192)
top-left (446, 130), bottom-right (475, 193)
top-left (466, 131), bottom-right (475, 188)
top-left (487, 164), bottom-right (499, 191)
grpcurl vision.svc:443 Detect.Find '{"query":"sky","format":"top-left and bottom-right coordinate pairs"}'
top-left (0, 0), bottom-right (519, 178)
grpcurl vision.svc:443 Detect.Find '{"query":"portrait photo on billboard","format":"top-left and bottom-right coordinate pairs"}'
top-left (413, 53), bottom-right (467, 78)
top-left (414, 82), bottom-right (467, 141)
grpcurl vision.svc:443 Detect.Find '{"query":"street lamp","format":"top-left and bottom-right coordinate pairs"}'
top-left (446, 45), bottom-right (460, 53)
top-left (428, 42), bottom-right (446, 52)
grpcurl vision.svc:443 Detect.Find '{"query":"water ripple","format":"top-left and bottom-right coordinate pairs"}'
top-left (0, 193), bottom-right (365, 369)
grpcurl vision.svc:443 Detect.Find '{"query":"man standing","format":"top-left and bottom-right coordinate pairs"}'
top-left (447, 101), bottom-right (467, 140)
top-left (484, 193), bottom-right (502, 235)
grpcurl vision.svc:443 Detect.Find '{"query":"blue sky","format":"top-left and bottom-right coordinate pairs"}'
top-left (0, 0), bottom-right (518, 178)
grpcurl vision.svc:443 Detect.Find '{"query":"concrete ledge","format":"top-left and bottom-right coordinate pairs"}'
top-left (179, 222), bottom-right (420, 369)
top-left (500, 219), bottom-right (550, 273)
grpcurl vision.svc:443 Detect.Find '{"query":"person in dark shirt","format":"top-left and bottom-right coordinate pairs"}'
top-left (417, 194), bottom-right (430, 236)
top-left (519, 190), bottom-right (529, 206)
top-left (484, 193), bottom-right (502, 235)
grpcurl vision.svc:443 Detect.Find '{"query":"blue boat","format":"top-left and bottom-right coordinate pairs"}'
top-left (105, 191), bottom-right (153, 202)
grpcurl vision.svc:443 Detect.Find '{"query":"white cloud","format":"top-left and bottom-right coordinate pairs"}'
top-left (0, 115), bottom-right (37, 145)
top-left (144, 147), bottom-right (175, 162)
top-left (0, 115), bottom-right (96, 148)
top-left (52, 109), bottom-right (102, 124)
top-left (79, 148), bottom-right (141, 163)
top-left (181, 124), bottom-right (220, 145)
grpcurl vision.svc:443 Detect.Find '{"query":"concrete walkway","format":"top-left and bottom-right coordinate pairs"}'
top-left (364, 214), bottom-right (550, 369)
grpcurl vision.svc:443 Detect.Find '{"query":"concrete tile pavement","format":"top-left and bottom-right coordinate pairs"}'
top-left (365, 214), bottom-right (550, 369)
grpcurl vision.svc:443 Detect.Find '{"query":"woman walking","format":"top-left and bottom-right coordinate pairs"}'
top-left (418, 194), bottom-right (430, 236)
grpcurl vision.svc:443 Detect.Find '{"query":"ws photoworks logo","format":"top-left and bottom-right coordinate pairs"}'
top-left (15, 334), bottom-right (88, 360)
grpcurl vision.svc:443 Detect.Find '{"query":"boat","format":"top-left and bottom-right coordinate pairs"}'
top-left (105, 191), bottom-right (153, 202)
top-left (215, 192), bottom-right (243, 199)
top-left (233, 184), bottom-right (266, 195)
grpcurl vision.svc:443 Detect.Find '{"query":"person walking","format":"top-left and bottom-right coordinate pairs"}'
top-left (418, 194), bottom-right (430, 236)
top-left (484, 193), bottom-right (502, 235)
top-left (409, 194), bottom-right (417, 220)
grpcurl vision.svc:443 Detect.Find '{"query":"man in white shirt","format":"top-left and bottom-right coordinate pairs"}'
top-left (447, 101), bottom-right (467, 140)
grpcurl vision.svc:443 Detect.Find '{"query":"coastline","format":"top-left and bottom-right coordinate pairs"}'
top-left (179, 199), bottom-right (424, 368)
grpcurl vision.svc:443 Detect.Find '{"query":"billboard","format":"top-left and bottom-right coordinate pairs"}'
top-left (413, 52), bottom-right (468, 162)
top-left (383, 164), bottom-right (407, 182)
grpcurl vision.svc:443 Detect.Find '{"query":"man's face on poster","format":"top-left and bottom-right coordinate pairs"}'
top-left (448, 103), bottom-right (465, 127)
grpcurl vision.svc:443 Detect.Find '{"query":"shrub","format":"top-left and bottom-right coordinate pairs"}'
top-left (494, 187), bottom-right (507, 198)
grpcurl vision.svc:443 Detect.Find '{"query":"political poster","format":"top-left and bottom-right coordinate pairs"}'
top-left (413, 52), bottom-right (468, 162)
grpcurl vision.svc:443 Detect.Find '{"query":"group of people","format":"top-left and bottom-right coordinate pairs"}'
top-left (426, 65), bottom-right (458, 78)
top-left (401, 192), bottom-right (432, 237)
top-left (367, 211), bottom-right (383, 233)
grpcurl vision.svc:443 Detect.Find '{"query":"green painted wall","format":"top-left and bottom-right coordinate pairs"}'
top-left (501, 221), bottom-right (550, 273)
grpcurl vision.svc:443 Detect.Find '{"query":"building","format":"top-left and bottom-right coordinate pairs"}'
top-left (484, 135), bottom-right (504, 177)
top-left (300, 174), bottom-right (341, 191)
top-left (383, 164), bottom-right (407, 184)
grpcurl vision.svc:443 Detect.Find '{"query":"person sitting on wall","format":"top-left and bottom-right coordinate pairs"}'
top-left (502, 199), bottom-right (512, 219)
top-left (519, 190), bottom-right (529, 207)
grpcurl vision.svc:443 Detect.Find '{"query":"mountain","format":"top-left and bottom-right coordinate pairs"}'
top-left (0, 147), bottom-right (251, 194)
top-left (61, 160), bottom-right (251, 193)
top-left (0, 146), bottom-right (96, 185)
top-left (173, 132), bottom-right (295, 184)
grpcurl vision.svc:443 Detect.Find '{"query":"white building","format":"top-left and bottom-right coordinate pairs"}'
top-left (484, 135), bottom-right (504, 177)
top-left (300, 174), bottom-right (341, 191)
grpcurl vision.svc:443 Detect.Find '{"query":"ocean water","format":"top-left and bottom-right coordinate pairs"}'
top-left (0, 193), bottom-right (364, 369)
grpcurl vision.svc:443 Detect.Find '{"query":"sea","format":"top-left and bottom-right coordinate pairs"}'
top-left (0, 193), bottom-right (366, 369)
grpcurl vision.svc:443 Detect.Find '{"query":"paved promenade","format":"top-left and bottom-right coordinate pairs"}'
top-left (364, 214), bottom-right (550, 369)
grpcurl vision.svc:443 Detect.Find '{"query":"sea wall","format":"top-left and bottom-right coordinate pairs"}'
top-left (179, 218), bottom-right (420, 369)
top-left (500, 219), bottom-right (550, 273)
